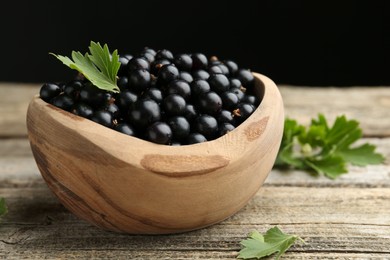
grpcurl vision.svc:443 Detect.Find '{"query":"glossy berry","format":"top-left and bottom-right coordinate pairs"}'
top-left (129, 99), bottom-right (161, 128)
top-left (51, 94), bottom-right (74, 111)
top-left (224, 60), bottom-right (238, 75)
top-left (143, 88), bottom-right (163, 104)
top-left (167, 80), bottom-right (191, 100)
top-left (184, 104), bottom-right (197, 122)
top-left (163, 94), bottom-right (186, 116)
top-left (242, 94), bottom-right (259, 107)
top-left (117, 90), bottom-right (138, 111)
top-left (128, 69), bottom-right (151, 92)
top-left (208, 74), bottom-right (230, 93)
top-left (173, 54), bottom-right (192, 71)
top-left (208, 65), bottom-right (223, 74)
top-left (155, 49), bottom-right (174, 60)
top-left (194, 115), bottom-right (218, 139)
top-left (220, 91), bottom-right (239, 109)
top-left (147, 122), bottom-right (172, 144)
top-left (218, 64), bottom-right (230, 76)
top-left (192, 70), bottom-right (210, 80)
top-left (190, 79), bottom-right (210, 97)
top-left (118, 76), bottom-right (129, 90)
top-left (151, 59), bottom-right (171, 75)
top-left (115, 123), bottom-right (136, 136)
top-left (231, 87), bottom-right (245, 101)
top-left (186, 133), bottom-right (207, 144)
top-left (179, 71), bottom-right (193, 83)
top-left (217, 110), bottom-right (234, 124)
top-left (79, 84), bottom-right (107, 108)
top-left (73, 102), bottom-right (93, 118)
top-left (234, 103), bottom-right (255, 123)
top-left (218, 123), bottom-right (235, 136)
top-left (236, 69), bottom-right (255, 88)
top-left (191, 53), bottom-right (208, 70)
top-left (197, 91), bottom-right (222, 115)
top-left (40, 83), bottom-right (61, 102)
top-left (158, 64), bottom-right (179, 83)
top-left (103, 103), bottom-right (120, 119)
top-left (167, 116), bottom-right (190, 139)
top-left (90, 110), bottom-right (113, 128)
top-left (118, 56), bottom-right (130, 75)
top-left (127, 57), bottom-right (150, 71)
top-left (143, 47), bottom-right (156, 56)
top-left (230, 78), bottom-right (242, 89)
top-left (63, 81), bottom-right (83, 97)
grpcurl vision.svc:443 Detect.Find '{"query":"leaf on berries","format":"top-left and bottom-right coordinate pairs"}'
top-left (51, 41), bottom-right (120, 93)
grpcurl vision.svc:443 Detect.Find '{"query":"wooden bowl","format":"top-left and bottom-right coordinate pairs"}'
top-left (26, 73), bottom-right (284, 234)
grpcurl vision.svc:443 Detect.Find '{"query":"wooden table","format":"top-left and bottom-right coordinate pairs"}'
top-left (1, 83), bottom-right (389, 259)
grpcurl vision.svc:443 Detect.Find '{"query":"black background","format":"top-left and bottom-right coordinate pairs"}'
top-left (1, 0), bottom-right (389, 86)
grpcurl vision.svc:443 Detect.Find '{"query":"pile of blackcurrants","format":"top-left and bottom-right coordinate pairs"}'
top-left (39, 48), bottom-right (260, 145)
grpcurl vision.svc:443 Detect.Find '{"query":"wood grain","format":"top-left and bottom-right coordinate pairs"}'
top-left (1, 82), bottom-right (390, 259)
top-left (1, 184), bottom-right (389, 259)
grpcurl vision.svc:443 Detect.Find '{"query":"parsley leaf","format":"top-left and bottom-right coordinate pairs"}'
top-left (51, 41), bottom-right (120, 93)
top-left (275, 114), bottom-right (385, 179)
top-left (0, 197), bottom-right (7, 220)
top-left (238, 226), bottom-right (303, 259)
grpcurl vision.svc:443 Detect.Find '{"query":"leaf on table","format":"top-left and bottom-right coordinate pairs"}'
top-left (238, 226), bottom-right (303, 259)
top-left (50, 41), bottom-right (120, 93)
top-left (275, 114), bottom-right (385, 179)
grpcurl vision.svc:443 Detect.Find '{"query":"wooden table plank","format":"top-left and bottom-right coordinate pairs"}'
top-left (1, 83), bottom-right (390, 137)
top-left (1, 83), bottom-right (390, 259)
top-left (1, 184), bottom-right (389, 258)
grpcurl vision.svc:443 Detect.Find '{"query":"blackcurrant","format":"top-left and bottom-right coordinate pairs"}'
top-left (236, 69), bottom-right (255, 88)
top-left (167, 116), bottom-right (190, 139)
top-left (163, 94), bottom-right (186, 116)
top-left (220, 91), bottom-right (239, 109)
top-left (158, 64), bottom-right (179, 83)
top-left (218, 123), bottom-right (235, 136)
top-left (190, 79), bottom-right (210, 97)
top-left (167, 80), bottom-right (191, 100)
top-left (147, 122), bottom-right (172, 145)
top-left (155, 49), bottom-right (174, 60)
top-left (194, 115), bottom-right (218, 139)
top-left (129, 99), bottom-right (161, 128)
top-left (127, 57), bottom-right (150, 71)
top-left (191, 53), bottom-right (208, 70)
top-left (192, 70), bottom-right (210, 80)
top-left (128, 69), bottom-right (151, 92)
top-left (115, 123), bottom-right (136, 136)
top-left (51, 94), bottom-right (74, 111)
top-left (73, 102), bottom-right (93, 118)
top-left (179, 71), bottom-right (194, 83)
top-left (40, 83), bottom-right (61, 102)
top-left (197, 91), bottom-right (222, 115)
top-left (208, 74), bottom-right (230, 93)
top-left (173, 54), bottom-right (192, 71)
top-left (224, 60), bottom-right (238, 75)
top-left (143, 88), bottom-right (163, 104)
top-left (90, 110), bottom-right (113, 128)
top-left (186, 133), bottom-right (207, 144)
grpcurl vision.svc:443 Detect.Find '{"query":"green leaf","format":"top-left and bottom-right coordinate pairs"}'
top-left (274, 114), bottom-right (385, 179)
top-left (51, 41), bottom-right (120, 93)
top-left (238, 227), bottom-right (303, 259)
top-left (338, 143), bottom-right (385, 166)
top-left (0, 198), bottom-right (7, 219)
top-left (304, 156), bottom-right (347, 179)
